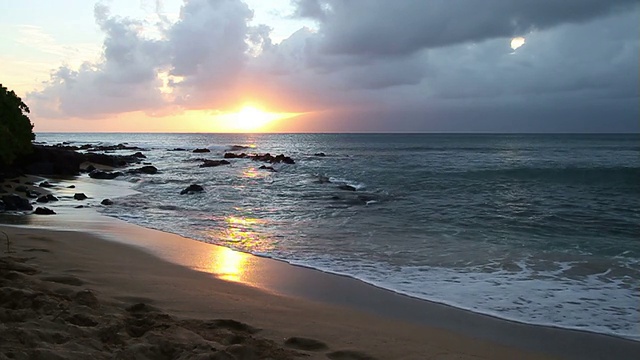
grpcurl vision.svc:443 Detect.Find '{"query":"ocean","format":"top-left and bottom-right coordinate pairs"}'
top-left (35, 133), bottom-right (640, 340)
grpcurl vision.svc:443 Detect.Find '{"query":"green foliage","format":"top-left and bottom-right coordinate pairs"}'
top-left (0, 84), bottom-right (35, 165)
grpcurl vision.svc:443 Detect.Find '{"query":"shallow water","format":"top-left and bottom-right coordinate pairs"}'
top-left (37, 133), bottom-right (640, 340)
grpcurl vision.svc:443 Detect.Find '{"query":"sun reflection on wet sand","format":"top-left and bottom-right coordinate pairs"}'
top-left (210, 247), bottom-right (248, 282)
top-left (200, 215), bottom-right (273, 282)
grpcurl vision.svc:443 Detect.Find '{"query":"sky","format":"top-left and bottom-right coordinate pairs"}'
top-left (0, 0), bottom-right (638, 133)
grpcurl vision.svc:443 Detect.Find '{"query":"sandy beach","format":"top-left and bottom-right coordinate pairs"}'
top-left (1, 174), bottom-right (639, 360)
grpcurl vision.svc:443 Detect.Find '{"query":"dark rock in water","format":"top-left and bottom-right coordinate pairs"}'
top-left (180, 184), bottom-right (204, 195)
top-left (15, 185), bottom-right (28, 193)
top-left (74, 205), bottom-right (85, 208)
top-left (314, 152), bottom-right (326, 157)
top-left (86, 152), bottom-right (141, 167)
top-left (128, 165), bottom-right (158, 175)
top-left (131, 151), bottom-right (146, 158)
top-left (101, 199), bottom-right (114, 205)
top-left (39, 181), bottom-right (54, 188)
top-left (249, 153), bottom-right (295, 164)
top-left (193, 148), bottom-right (210, 153)
top-left (18, 145), bottom-right (86, 176)
top-left (82, 164), bottom-right (96, 173)
top-left (258, 165), bottom-right (277, 172)
top-left (25, 190), bottom-right (39, 198)
top-left (224, 152), bottom-right (247, 159)
top-left (1, 195), bottom-right (33, 211)
top-left (338, 184), bottom-right (357, 191)
top-left (74, 193), bottom-right (88, 200)
top-left (67, 185), bottom-right (76, 188)
top-left (34, 207), bottom-right (56, 215)
top-left (37, 194), bottom-right (58, 203)
top-left (170, 148), bottom-right (186, 151)
top-left (89, 169), bottom-right (122, 179)
top-left (200, 160), bottom-right (230, 168)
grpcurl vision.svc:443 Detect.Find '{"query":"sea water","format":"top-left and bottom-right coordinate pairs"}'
top-left (36, 133), bottom-right (640, 340)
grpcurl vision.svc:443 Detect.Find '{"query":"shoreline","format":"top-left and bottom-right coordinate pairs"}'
top-left (0, 177), bottom-right (639, 359)
top-left (1, 154), bottom-right (639, 359)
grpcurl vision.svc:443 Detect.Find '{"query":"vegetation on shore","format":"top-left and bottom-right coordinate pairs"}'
top-left (0, 84), bottom-right (35, 166)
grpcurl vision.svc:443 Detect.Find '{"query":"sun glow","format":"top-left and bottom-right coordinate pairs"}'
top-left (211, 104), bottom-right (303, 132)
top-left (511, 37), bottom-right (526, 50)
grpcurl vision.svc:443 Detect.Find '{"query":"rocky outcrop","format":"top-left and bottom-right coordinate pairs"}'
top-left (192, 148), bottom-right (210, 153)
top-left (180, 184), bottom-right (204, 195)
top-left (258, 165), bottom-right (277, 172)
top-left (34, 207), bottom-right (56, 215)
top-left (15, 145), bottom-right (87, 176)
top-left (37, 194), bottom-right (59, 203)
top-left (127, 166), bottom-right (158, 175)
top-left (89, 170), bottom-right (123, 180)
top-left (74, 193), bottom-right (88, 200)
top-left (224, 153), bottom-right (247, 159)
top-left (249, 153), bottom-right (295, 164)
top-left (101, 199), bottom-right (114, 205)
top-left (1, 195), bottom-right (33, 211)
top-left (200, 160), bottom-right (230, 168)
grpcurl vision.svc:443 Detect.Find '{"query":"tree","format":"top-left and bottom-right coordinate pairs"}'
top-left (0, 84), bottom-right (35, 165)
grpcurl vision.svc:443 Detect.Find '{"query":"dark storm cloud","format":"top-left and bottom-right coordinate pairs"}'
top-left (293, 0), bottom-right (640, 56)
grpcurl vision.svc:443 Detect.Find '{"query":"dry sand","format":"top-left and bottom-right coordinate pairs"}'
top-left (0, 224), bottom-right (555, 360)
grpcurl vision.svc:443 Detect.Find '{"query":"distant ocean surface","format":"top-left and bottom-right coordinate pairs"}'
top-left (36, 133), bottom-right (640, 340)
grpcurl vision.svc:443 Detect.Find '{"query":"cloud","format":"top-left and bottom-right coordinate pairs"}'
top-left (27, 0), bottom-right (639, 132)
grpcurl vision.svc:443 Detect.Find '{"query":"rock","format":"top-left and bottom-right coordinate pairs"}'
top-left (228, 145), bottom-right (251, 151)
top-left (193, 148), bottom-right (210, 153)
top-left (1, 195), bottom-right (33, 211)
top-left (258, 165), bottom-right (276, 172)
top-left (314, 152), bottom-right (326, 157)
top-left (39, 181), bottom-right (54, 188)
top-left (101, 199), bottom-right (114, 205)
top-left (180, 184), bottom-right (204, 195)
top-left (86, 152), bottom-right (142, 167)
top-left (18, 145), bottom-right (86, 175)
top-left (131, 151), bottom-right (146, 158)
top-left (34, 207), bottom-right (56, 215)
top-left (74, 193), bottom-right (88, 200)
top-left (128, 165), bottom-right (158, 175)
top-left (74, 289), bottom-right (99, 308)
top-left (68, 185), bottom-right (76, 188)
top-left (338, 184), bottom-right (357, 191)
top-left (74, 205), bottom-right (85, 208)
top-left (200, 160), bottom-right (230, 168)
top-left (224, 152), bottom-right (247, 159)
top-left (170, 148), bottom-right (187, 151)
top-left (249, 153), bottom-right (295, 164)
top-left (89, 169), bottom-right (122, 179)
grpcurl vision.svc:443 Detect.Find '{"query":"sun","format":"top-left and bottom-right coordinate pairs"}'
top-left (511, 37), bottom-right (526, 50)
top-left (237, 105), bottom-right (272, 131)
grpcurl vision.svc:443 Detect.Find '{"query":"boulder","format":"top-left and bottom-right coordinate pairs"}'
top-left (101, 199), bottom-right (114, 205)
top-left (128, 165), bottom-right (158, 175)
top-left (200, 160), bottom-right (230, 168)
top-left (1, 195), bottom-right (33, 211)
top-left (34, 207), bottom-right (56, 215)
top-left (180, 184), bottom-right (204, 195)
top-left (249, 153), bottom-right (295, 164)
top-left (67, 185), bottom-right (76, 188)
top-left (258, 165), bottom-right (277, 172)
top-left (193, 148), bottom-right (210, 153)
top-left (131, 152), bottom-right (146, 158)
top-left (39, 181), bottom-right (54, 188)
top-left (17, 145), bottom-right (86, 176)
top-left (89, 170), bottom-right (122, 179)
top-left (74, 193), bottom-right (88, 200)
top-left (314, 152), bottom-right (326, 157)
top-left (224, 152), bottom-right (247, 159)
top-left (37, 194), bottom-right (59, 203)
